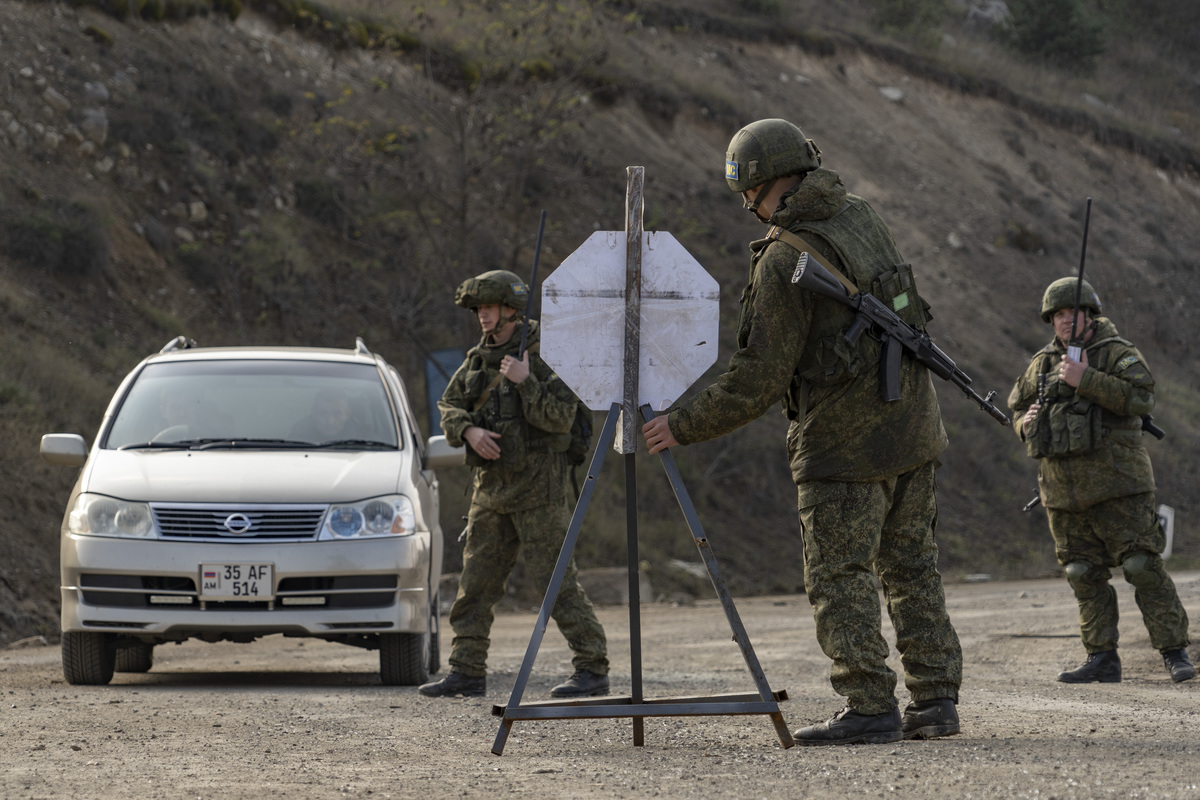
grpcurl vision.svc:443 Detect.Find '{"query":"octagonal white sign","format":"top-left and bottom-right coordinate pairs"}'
top-left (540, 231), bottom-right (719, 412)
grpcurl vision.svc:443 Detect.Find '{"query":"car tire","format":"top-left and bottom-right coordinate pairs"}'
top-left (115, 641), bottom-right (154, 673)
top-left (380, 631), bottom-right (431, 686)
top-left (62, 631), bottom-right (116, 685)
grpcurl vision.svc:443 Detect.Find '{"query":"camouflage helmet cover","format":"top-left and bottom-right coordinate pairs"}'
top-left (725, 118), bottom-right (822, 193)
top-left (1041, 277), bottom-right (1102, 323)
top-left (454, 269), bottom-right (529, 311)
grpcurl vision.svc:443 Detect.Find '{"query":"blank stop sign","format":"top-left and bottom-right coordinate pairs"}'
top-left (540, 231), bottom-right (719, 411)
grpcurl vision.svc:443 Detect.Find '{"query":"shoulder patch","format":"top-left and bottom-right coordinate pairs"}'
top-left (1115, 355), bottom-right (1139, 371)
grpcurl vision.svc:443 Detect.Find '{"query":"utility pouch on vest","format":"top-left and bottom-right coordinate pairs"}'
top-left (493, 416), bottom-right (528, 471)
top-left (871, 263), bottom-right (931, 328)
top-left (1027, 400), bottom-right (1103, 458)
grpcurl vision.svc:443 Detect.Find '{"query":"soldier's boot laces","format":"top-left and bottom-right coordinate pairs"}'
top-left (1162, 649), bottom-right (1197, 683)
top-left (418, 671), bottom-right (486, 698)
top-left (793, 706), bottom-right (903, 746)
top-left (901, 698), bottom-right (961, 740)
top-left (549, 669), bottom-right (609, 698)
top-left (1058, 650), bottom-right (1122, 683)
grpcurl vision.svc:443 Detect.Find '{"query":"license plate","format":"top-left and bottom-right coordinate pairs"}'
top-left (199, 563), bottom-right (274, 600)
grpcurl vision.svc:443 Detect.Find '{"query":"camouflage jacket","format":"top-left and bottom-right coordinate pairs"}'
top-left (1007, 316), bottom-right (1156, 511)
top-left (669, 168), bottom-right (947, 494)
top-left (437, 320), bottom-right (577, 512)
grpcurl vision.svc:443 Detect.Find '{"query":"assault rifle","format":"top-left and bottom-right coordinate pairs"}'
top-left (788, 249), bottom-right (1011, 427)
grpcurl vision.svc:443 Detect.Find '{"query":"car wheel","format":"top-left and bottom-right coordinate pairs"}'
top-left (62, 631), bottom-right (116, 685)
top-left (379, 631), bottom-right (431, 686)
top-left (115, 641), bottom-right (154, 673)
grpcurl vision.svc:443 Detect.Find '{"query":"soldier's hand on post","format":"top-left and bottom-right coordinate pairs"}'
top-left (1058, 349), bottom-right (1089, 388)
top-left (1022, 403), bottom-right (1041, 434)
top-left (642, 414), bottom-right (678, 455)
top-left (500, 352), bottom-right (530, 384)
top-left (464, 425), bottom-right (503, 460)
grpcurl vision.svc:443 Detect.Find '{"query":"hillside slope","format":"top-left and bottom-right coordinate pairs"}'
top-left (2, 0), bottom-right (1198, 643)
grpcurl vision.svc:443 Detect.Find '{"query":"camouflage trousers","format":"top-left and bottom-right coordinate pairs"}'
top-left (1047, 492), bottom-right (1189, 653)
top-left (448, 501), bottom-right (609, 678)
top-left (797, 461), bottom-right (962, 715)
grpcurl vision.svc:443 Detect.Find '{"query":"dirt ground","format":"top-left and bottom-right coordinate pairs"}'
top-left (2, 571), bottom-right (1199, 799)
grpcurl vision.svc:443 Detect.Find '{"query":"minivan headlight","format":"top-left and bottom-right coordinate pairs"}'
top-left (321, 495), bottom-right (416, 539)
top-left (68, 494), bottom-right (155, 538)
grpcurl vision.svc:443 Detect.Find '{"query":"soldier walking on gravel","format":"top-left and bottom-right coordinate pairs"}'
top-left (419, 270), bottom-right (610, 699)
top-left (1008, 277), bottom-right (1194, 684)
top-left (642, 119), bottom-right (963, 745)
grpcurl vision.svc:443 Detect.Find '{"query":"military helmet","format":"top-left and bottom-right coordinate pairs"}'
top-left (725, 118), bottom-right (822, 193)
top-left (454, 269), bottom-right (529, 311)
top-left (1041, 277), bottom-right (1102, 323)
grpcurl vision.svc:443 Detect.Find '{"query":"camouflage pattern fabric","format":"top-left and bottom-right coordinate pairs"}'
top-left (1008, 317), bottom-right (1155, 511)
top-left (1047, 493), bottom-right (1189, 653)
top-left (438, 318), bottom-right (607, 675)
top-left (669, 165), bottom-right (959, 712)
top-left (1010, 315), bottom-right (1188, 654)
top-left (448, 497), bottom-right (609, 677)
top-left (799, 462), bottom-right (962, 714)
top-left (438, 320), bottom-right (575, 513)
top-left (669, 168), bottom-right (948, 483)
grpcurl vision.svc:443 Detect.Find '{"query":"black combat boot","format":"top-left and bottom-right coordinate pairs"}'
top-left (549, 669), bottom-right (609, 698)
top-left (1058, 650), bottom-right (1121, 683)
top-left (793, 706), bottom-right (902, 746)
top-left (901, 698), bottom-right (960, 740)
top-left (1162, 649), bottom-right (1197, 683)
top-left (418, 671), bottom-right (486, 697)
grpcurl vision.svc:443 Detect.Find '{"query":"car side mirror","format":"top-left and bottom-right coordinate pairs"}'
top-left (41, 433), bottom-right (88, 467)
top-left (423, 435), bottom-right (465, 470)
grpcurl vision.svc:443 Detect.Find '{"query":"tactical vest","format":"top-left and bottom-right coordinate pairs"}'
top-left (754, 195), bottom-right (932, 401)
top-left (1025, 334), bottom-right (1140, 459)
top-left (460, 342), bottom-right (571, 470)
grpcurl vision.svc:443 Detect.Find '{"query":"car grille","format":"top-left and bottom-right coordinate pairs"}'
top-left (151, 503), bottom-right (327, 541)
top-left (79, 573), bottom-right (399, 609)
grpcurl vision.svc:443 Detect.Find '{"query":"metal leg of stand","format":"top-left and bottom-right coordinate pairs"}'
top-left (639, 405), bottom-right (795, 749)
top-left (491, 404), bottom-right (621, 755)
top-left (626, 451), bottom-right (645, 746)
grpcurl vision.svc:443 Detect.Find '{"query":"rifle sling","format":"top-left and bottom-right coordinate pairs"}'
top-left (470, 340), bottom-right (541, 413)
top-left (765, 226), bottom-right (859, 295)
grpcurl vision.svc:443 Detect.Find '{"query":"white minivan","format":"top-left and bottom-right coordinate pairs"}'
top-left (40, 337), bottom-right (463, 686)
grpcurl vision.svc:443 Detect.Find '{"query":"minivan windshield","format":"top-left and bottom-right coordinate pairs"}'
top-left (104, 360), bottom-right (400, 450)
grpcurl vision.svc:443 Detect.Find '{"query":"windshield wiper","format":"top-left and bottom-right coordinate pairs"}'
top-left (190, 438), bottom-right (315, 451)
top-left (116, 441), bottom-right (193, 451)
top-left (310, 439), bottom-right (396, 450)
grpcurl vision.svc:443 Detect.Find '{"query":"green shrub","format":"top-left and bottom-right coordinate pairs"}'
top-left (869, 0), bottom-right (947, 34)
top-left (1000, 0), bottom-right (1105, 72)
top-left (83, 24), bottom-right (114, 46)
top-left (295, 178), bottom-right (350, 231)
top-left (1, 201), bottom-right (111, 278)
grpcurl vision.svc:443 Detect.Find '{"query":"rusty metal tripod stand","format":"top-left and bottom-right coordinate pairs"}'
top-left (490, 402), bottom-right (794, 754)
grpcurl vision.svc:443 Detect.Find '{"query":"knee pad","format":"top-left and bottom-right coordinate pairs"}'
top-left (1121, 552), bottom-right (1160, 590)
top-left (1064, 561), bottom-right (1093, 590)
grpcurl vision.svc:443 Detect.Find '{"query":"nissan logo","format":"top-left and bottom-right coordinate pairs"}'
top-left (223, 513), bottom-right (253, 535)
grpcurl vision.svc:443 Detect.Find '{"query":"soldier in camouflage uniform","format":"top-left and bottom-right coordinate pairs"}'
top-left (642, 119), bottom-right (963, 745)
top-left (418, 269), bottom-right (610, 699)
top-left (1008, 277), bottom-right (1194, 684)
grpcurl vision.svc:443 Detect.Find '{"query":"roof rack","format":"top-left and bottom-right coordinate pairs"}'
top-left (355, 337), bottom-right (371, 355)
top-left (160, 336), bottom-right (198, 353)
